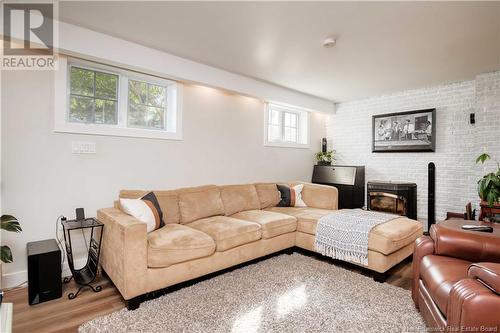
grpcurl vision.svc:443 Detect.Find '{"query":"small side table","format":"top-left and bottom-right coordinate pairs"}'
top-left (479, 200), bottom-right (500, 222)
top-left (437, 218), bottom-right (500, 237)
top-left (62, 217), bottom-right (104, 299)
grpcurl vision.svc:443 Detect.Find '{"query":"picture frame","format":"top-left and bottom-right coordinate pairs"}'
top-left (372, 108), bottom-right (436, 153)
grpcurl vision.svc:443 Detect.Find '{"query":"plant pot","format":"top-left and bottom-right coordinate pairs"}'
top-left (317, 161), bottom-right (332, 166)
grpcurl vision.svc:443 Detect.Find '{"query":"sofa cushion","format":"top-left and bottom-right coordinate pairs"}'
top-left (369, 218), bottom-right (423, 255)
top-left (254, 183), bottom-right (281, 209)
top-left (187, 216), bottom-right (262, 251)
top-left (264, 206), bottom-right (304, 215)
top-left (178, 185), bottom-right (225, 224)
top-left (147, 224), bottom-right (216, 268)
top-left (231, 210), bottom-right (297, 239)
top-left (290, 182), bottom-right (338, 210)
top-left (220, 184), bottom-right (261, 216)
top-left (420, 255), bottom-right (470, 315)
top-left (120, 189), bottom-right (180, 224)
top-left (265, 207), bottom-right (332, 235)
top-left (266, 207), bottom-right (423, 255)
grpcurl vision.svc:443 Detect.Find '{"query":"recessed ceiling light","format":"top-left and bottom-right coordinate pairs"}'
top-left (323, 37), bottom-right (336, 48)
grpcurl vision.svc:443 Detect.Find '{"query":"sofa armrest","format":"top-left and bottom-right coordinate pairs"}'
top-left (297, 182), bottom-right (338, 210)
top-left (447, 278), bottom-right (500, 330)
top-left (412, 235), bottom-right (435, 306)
top-left (468, 263), bottom-right (500, 294)
top-left (97, 207), bottom-right (148, 300)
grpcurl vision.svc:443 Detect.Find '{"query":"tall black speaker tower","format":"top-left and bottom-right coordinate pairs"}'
top-left (427, 162), bottom-right (436, 235)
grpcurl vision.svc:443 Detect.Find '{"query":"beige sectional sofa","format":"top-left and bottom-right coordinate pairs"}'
top-left (98, 182), bottom-right (422, 310)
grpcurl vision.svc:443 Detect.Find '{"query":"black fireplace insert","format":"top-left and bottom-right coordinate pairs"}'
top-left (367, 181), bottom-right (417, 220)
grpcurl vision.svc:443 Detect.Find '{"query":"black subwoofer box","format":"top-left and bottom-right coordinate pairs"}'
top-left (27, 239), bottom-right (62, 305)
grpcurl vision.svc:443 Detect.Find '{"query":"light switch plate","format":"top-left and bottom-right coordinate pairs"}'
top-left (72, 141), bottom-right (96, 154)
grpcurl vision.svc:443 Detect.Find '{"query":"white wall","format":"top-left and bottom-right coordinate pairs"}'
top-left (1, 70), bottom-right (327, 286)
top-left (328, 71), bottom-right (500, 228)
top-left (6, 15), bottom-right (334, 113)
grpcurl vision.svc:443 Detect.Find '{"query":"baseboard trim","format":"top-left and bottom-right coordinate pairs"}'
top-left (1, 258), bottom-right (87, 289)
top-left (1, 270), bottom-right (27, 289)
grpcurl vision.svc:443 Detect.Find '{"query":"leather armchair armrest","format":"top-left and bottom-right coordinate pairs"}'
top-left (430, 224), bottom-right (500, 262)
top-left (468, 263), bottom-right (500, 294)
top-left (412, 235), bottom-right (435, 306)
top-left (447, 278), bottom-right (500, 330)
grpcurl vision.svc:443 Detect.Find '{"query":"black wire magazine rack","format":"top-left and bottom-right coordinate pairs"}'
top-left (61, 217), bottom-right (104, 299)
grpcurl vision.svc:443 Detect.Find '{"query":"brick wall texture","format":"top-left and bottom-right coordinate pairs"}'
top-left (327, 71), bottom-right (500, 230)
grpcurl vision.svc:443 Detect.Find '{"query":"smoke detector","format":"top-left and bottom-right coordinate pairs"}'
top-left (322, 37), bottom-right (336, 48)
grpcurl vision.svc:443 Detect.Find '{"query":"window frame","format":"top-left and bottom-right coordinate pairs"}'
top-left (282, 110), bottom-right (299, 143)
top-left (264, 103), bottom-right (310, 149)
top-left (55, 56), bottom-right (183, 140)
top-left (67, 64), bottom-right (120, 125)
top-left (125, 73), bottom-right (173, 132)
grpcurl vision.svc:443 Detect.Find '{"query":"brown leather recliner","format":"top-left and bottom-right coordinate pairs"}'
top-left (412, 222), bottom-right (500, 331)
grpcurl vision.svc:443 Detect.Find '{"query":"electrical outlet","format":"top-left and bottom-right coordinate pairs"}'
top-left (72, 142), bottom-right (96, 154)
top-left (469, 113), bottom-right (475, 125)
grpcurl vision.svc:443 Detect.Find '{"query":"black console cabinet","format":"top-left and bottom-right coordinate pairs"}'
top-left (312, 165), bottom-right (365, 209)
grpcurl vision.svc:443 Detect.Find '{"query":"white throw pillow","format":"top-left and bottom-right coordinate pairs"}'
top-left (293, 184), bottom-right (307, 207)
top-left (120, 198), bottom-right (157, 232)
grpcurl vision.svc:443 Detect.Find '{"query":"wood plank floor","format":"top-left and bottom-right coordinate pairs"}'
top-left (4, 277), bottom-right (125, 333)
top-left (4, 258), bottom-right (413, 333)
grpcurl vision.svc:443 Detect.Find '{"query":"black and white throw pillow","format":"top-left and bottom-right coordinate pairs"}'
top-left (276, 184), bottom-right (307, 207)
top-left (120, 192), bottom-right (165, 232)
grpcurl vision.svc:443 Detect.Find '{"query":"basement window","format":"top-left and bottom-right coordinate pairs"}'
top-left (265, 103), bottom-right (309, 148)
top-left (55, 56), bottom-right (182, 140)
top-left (128, 80), bottom-right (167, 130)
top-left (69, 67), bottom-right (119, 124)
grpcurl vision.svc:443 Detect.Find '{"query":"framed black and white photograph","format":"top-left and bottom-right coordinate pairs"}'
top-left (372, 108), bottom-right (436, 152)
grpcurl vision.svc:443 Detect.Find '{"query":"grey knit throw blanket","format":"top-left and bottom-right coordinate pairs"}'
top-left (314, 209), bottom-right (399, 265)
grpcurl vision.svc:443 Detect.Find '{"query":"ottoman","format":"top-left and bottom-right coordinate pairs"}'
top-left (267, 207), bottom-right (423, 275)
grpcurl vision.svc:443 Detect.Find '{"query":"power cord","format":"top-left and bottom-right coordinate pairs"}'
top-left (56, 215), bottom-right (90, 269)
top-left (55, 215), bottom-right (66, 268)
top-left (81, 226), bottom-right (89, 253)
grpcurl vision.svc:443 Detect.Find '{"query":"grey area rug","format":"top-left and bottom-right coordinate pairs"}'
top-left (80, 253), bottom-right (426, 333)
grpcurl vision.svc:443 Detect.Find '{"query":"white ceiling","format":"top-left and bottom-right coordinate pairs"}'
top-left (59, 1), bottom-right (500, 102)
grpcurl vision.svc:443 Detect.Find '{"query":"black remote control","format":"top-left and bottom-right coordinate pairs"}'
top-left (461, 225), bottom-right (494, 233)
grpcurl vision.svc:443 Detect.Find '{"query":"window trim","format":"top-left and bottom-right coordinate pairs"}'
top-left (55, 56), bottom-right (183, 141)
top-left (264, 103), bottom-right (310, 149)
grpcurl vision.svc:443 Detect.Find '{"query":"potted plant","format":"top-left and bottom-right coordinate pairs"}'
top-left (475, 153), bottom-right (500, 208)
top-left (315, 150), bottom-right (335, 166)
top-left (1, 215), bottom-right (22, 264)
